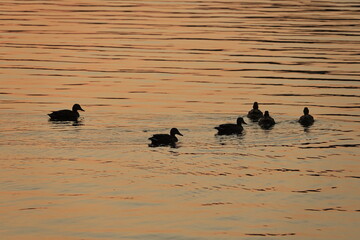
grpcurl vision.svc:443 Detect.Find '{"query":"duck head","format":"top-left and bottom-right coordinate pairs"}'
top-left (170, 128), bottom-right (183, 137)
top-left (264, 111), bottom-right (270, 117)
top-left (253, 102), bottom-right (259, 110)
top-left (73, 104), bottom-right (85, 112)
top-left (303, 107), bottom-right (309, 115)
top-left (236, 117), bottom-right (247, 125)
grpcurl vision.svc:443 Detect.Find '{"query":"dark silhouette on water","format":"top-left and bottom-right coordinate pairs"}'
top-left (48, 104), bottom-right (85, 121)
top-left (149, 128), bottom-right (183, 147)
top-left (258, 111), bottom-right (275, 129)
top-left (215, 117), bottom-right (247, 135)
top-left (299, 107), bottom-right (314, 127)
top-left (247, 102), bottom-right (263, 121)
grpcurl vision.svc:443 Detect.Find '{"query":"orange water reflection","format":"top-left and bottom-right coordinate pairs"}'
top-left (1, 0), bottom-right (360, 239)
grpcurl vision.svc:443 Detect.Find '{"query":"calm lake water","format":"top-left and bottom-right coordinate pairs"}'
top-left (1, 0), bottom-right (359, 239)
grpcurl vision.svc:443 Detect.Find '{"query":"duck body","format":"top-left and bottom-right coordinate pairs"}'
top-left (48, 104), bottom-right (84, 121)
top-left (258, 111), bottom-right (275, 129)
top-left (299, 107), bottom-right (314, 126)
top-left (215, 117), bottom-right (247, 135)
top-left (149, 128), bottom-right (183, 147)
top-left (247, 102), bottom-right (263, 121)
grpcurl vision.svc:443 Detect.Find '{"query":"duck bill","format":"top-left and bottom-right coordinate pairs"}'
top-left (80, 107), bottom-right (85, 111)
top-left (178, 132), bottom-right (183, 136)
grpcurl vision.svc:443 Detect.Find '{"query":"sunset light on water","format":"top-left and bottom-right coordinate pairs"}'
top-left (1, 1), bottom-right (359, 239)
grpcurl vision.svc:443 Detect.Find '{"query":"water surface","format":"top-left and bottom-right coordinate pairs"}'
top-left (0, 0), bottom-right (359, 239)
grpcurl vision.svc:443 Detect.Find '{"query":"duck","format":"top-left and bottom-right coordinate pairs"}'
top-left (149, 128), bottom-right (183, 147)
top-left (48, 104), bottom-right (85, 121)
top-left (215, 117), bottom-right (247, 135)
top-left (258, 111), bottom-right (275, 129)
top-left (247, 102), bottom-right (263, 121)
top-left (299, 107), bottom-right (314, 126)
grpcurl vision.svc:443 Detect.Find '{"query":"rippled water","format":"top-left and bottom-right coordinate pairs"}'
top-left (1, 0), bottom-right (359, 239)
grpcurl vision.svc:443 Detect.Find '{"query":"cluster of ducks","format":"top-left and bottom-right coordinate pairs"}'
top-left (48, 102), bottom-right (315, 147)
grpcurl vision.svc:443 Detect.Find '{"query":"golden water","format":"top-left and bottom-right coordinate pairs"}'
top-left (1, 1), bottom-right (359, 239)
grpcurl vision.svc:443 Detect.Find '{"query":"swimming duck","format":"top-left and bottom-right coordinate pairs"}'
top-left (258, 111), bottom-right (275, 129)
top-left (149, 128), bottom-right (183, 147)
top-left (48, 104), bottom-right (85, 121)
top-left (299, 107), bottom-right (314, 126)
top-left (247, 102), bottom-right (263, 121)
top-left (215, 117), bottom-right (247, 135)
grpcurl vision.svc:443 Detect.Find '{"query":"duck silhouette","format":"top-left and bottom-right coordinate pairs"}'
top-left (149, 128), bottom-right (183, 147)
top-left (247, 102), bottom-right (263, 121)
top-left (258, 111), bottom-right (275, 129)
top-left (299, 107), bottom-right (314, 126)
top-left (48, 104), bottom-right (85, 121)
top-left (215, 117), bottom-right (247, 135)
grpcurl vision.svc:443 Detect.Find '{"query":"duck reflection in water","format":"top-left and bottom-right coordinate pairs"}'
top-left (48, 119), bottom-right (84, 127)
top-left (215, 117), bottom-right (247, 135)
top-left (149, 128), bottom-right (183, 147)
top-left (48, 104), bottom-right (85, 121)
